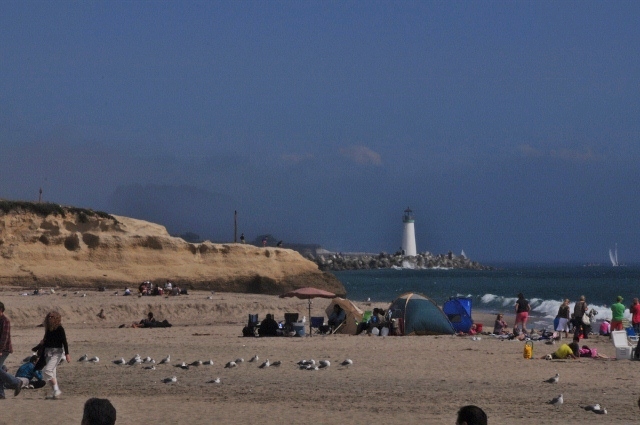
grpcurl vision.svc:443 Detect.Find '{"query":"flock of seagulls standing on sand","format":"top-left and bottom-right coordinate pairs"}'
top-left (543, 372), bottom-right (607, 414)
top-left (72, 350), bottom-right (355, 387)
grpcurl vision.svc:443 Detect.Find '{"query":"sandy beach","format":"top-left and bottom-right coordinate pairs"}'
top-left (0, 288), bottom-right (638, 424)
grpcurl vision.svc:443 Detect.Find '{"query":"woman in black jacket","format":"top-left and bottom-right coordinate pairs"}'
top-left (40, 311), bottom-right (71, 399)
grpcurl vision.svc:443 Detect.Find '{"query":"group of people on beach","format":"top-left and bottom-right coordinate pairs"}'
top-left (0, 301), bottom-right (70, 400)
top-left (1, 300), bottom-right (120, 424)
top-left (136, 280), bottom-right (185, 297)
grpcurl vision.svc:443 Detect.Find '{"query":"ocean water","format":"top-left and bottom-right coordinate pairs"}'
top-left (333, 264), bottom-right (640, 329)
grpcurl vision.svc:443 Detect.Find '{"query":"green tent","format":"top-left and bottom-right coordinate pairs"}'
top-left (388, 292), bottom-right (455, 335)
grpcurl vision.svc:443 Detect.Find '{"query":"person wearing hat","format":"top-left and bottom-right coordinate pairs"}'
top-left (610, 296), bottom-right (625, 332)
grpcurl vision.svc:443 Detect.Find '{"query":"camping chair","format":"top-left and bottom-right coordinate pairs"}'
top-left (310, 316), bottom-right (325, 334)
top-left (283, 313), bottom-right (299, 334)
top-left (626, 326), bottom-right (639, 343)
top-left (244, 314), bottom-right (259, 337)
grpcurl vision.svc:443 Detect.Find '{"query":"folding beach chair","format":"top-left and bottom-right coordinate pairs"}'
top-left (283, 313), bottom-right (299, 334)
top-left (245, 314), bottom-right (259, 337)
top-left (310, 316), bottom-right (325, 334)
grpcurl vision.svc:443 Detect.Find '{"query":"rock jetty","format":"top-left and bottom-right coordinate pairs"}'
top-left (312, 251), bottom-right (491, 271)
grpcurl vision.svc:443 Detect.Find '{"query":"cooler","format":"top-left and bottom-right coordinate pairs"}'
top-left (292, 322), bottom-right (306, 337)
top-left (612, 330), bottom-right (632, 359)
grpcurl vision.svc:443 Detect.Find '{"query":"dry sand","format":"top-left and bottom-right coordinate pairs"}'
top-left (0, 288), bottom-right (638, 424)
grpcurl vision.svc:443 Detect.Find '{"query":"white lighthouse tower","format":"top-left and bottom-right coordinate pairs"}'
top-left (401, 207), bottom-right (417, 256)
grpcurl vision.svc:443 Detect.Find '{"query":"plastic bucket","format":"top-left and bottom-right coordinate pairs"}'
top-left (292, 323), bottom-right (305, 337)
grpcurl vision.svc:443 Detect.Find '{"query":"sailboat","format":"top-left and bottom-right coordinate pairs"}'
top-left (609, 244), bottom-right (619, 267)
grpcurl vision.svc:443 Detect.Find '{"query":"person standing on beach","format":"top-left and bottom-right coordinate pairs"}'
top-left (40, 311), bottom-right (71, 399)
top-left (0, 303), bottom-right (23, 399)
top-left (610, 296), bottom-right (625, 332)
top-left (0, 302), bottom-right (12, 371)
top-left (555, 299), bottom-right (571, 339)
top-left (514, 293), bottom-right (531, 334)
top-left (630, 298), bottom-right (640, 334)
top-left (573, 295), bottom-right (589, 339)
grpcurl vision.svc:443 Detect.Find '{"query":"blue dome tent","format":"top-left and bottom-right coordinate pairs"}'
top-left (443, 297), bottom-right (473, 333)
top-left (388, 292), bottom-right (455, 335)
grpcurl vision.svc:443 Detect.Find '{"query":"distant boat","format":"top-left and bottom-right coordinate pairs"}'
top-left (609, 244), bottom-right (619, 267)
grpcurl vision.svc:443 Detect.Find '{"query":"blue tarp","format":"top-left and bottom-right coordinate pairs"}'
top-left (443, 297), bottom-right (473, 333)
top-left (389, 293), bottom-right (455, 335)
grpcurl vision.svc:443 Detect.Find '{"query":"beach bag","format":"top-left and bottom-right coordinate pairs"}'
top-left (582, 315), bottom-right (590, 325)
top-left (523, 341), bottom-right (533, 359)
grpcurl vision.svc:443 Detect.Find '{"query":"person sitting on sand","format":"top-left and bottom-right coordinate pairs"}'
top-left (15, 355), bottom-right (46, 389)
top-left (132, 312), bottom-right (155, 328)
top-left (457, 323), bottom-right (477, 337)
top-left (258, 314), bottom-right (279, 337)
top-left (493, 314), bottom-right (508, 334)
top-left (123, 287), bottom-right (131, 296)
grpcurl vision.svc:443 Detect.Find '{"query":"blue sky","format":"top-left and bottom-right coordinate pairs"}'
top-left (1, 1), bottom-right (639, 263)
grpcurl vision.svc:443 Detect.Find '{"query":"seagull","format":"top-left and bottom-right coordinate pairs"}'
top-left (206, 377), bottom-right (221, 384)
top-left (175, 362), bottom-right (189, 370)
top-left (203, 360), bottom-right (214, 365)
top-left (224, 361), bottom-right (237, 368)
top-left (319, 360), bottom-right (330, 368)
top-left (190, 360), bottom-right (203, 366)
top-left (341, 359), bottom-right (353, 366)
top-left (113, 358), bottom-right (126, 365)
top-left (144, 365), bottom-right (156, 370)
top-left (143, 356), bottom-right (152, 363)
top-left (259, 359), bottom-right (270, 369)
top-left (271, 361), bottom-right (282, 367)
top-left (77, 354), bottom-right (89, 362)
top-left (159, 355), bottom-right (170, 364)
top-left (128, 354), bottom-right (142, 365)
top-left (593, 407), bottom-right (607, 414)
top-left (235, 358), bottom-right (244, 364)
top-left (544, 373), bottom-right (559, 384)
top-left (88, 356), bottom-right (99, 363)
top-left (547, 394), bottom-right (563, 406)
top-left (162, 376), bottom-right (177, 384)
top-left (583, 404), bottom-right (601, 411)
top-left (297, 360), bottom-right (308, 366)
top-left (249, 354), bottom-right (259, 363)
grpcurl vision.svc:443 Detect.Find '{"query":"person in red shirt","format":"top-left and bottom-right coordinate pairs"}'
top-left (630, 298), bottom-right (640, 334)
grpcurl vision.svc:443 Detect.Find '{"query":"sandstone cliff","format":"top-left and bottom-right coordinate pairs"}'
top-left (0, 202), bottom-right (345, 295)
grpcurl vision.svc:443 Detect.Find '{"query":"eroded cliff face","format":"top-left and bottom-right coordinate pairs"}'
top-left (0, 209), bottom-right (345, 295)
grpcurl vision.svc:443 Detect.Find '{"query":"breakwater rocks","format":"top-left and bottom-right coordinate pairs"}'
top-left (312, 251), bottom-right (492, 271)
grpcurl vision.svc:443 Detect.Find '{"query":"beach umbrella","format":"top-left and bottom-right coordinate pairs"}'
top-left (280, 287), bottom-right (337, 336)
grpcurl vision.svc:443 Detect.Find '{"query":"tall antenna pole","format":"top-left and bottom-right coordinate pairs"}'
top-left (234, 210), bottom-right (237, 243)
top-left (38, 187), bottom-right (42, 203)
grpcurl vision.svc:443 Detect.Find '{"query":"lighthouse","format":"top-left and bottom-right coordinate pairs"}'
top-left (402, 207), bottom-right (417, 256)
